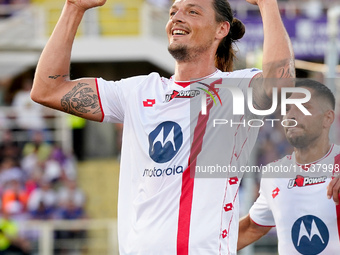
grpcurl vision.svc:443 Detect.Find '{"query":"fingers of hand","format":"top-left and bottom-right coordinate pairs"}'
top-left (327, 178), bottom-right (340, 205)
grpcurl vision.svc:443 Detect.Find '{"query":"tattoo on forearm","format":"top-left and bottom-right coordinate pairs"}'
top-left (251, 73), bottom-right (272, 110)
top-left (49, 75), bottom-right (60, 79)
top-left (49, 74), bottom-right (69, 80)
top-left (61, 83), bottom-right (100, 116)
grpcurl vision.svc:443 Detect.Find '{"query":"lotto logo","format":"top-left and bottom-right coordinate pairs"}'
top-left (229, 177), bottom-right (239, 185)
top-left (221, 230), bottom-right (228, 239)
top-left (272, 187), bottom-right (280, 198)
top-left (224, 203), bottom-right (233, 212)
top-left (143, 99), bottom-right (156, 107)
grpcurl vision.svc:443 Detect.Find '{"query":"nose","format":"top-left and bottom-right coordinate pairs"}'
top-left (284, 105), bottom-right (298, 122)
top-left (171, 10), bottom-right (185, 23)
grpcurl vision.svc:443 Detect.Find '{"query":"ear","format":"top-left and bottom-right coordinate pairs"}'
top-left (323, 109), bottom-right (335, 129)
top-left (216, 21), bottom-right (230, 40)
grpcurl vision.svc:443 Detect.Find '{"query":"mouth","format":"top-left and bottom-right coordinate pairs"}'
top-left (285, 126), bottom-right (303, 134)
top-left (171, 28), bottom-right (189, 36)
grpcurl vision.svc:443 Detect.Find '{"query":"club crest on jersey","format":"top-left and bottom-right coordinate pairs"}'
top-left (291, 215), bottom-right (329, 254)
top-left (287, 175), bottom-right (327, 189)
top-left (165, 90), bottom-right (200, 102)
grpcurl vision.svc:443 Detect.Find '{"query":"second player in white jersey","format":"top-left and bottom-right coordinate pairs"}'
top-left (250, 144), bottom-right (340, 255)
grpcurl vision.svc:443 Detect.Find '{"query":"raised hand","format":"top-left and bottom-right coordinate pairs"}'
top-left (327, 175), bottom-right (340, 205)
top-left (67, 0), bottom-right (107, 12)
top-left (246, 0), bottom-right (259, 5)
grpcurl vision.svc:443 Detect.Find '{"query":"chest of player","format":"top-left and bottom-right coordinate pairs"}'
top-left (267, 176), bottom-right (340, 254)
top-left (269, 176), bottom-right (334, 217)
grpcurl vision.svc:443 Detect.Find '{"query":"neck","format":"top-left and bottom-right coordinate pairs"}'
top-left (294, 136), bottom-right (332, 164)
top-left (173, 51), bottom-right (218, 81)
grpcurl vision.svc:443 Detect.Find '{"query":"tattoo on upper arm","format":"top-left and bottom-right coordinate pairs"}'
top-left (253, 72), bottom-right (263, 81)
top-left (264, 58), bottom-right (295, 79)
top-left (251, 73), bottom-right (272, 110)
top-left (251, 59), bottom-right (295, 110)
top-left (252, 58), bottom-right (295, 109)
top-left (277, 58), bottom-right (295, 79)
top-left (278, 67), bottom-right (291, 79)
top-left (61, 83), bottom-right (100, 116)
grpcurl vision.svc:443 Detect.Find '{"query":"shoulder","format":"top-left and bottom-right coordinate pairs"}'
top-left (98, 72), bottom-right (166, 85)
top-left (267, 154), bottom-right (294, 167)
top-left (121, 72), bottom-right (166, 84)
top-left (260, 154), bottom-right (294, 179)
top-left (219, 68), bottom-right (262, 78)
top-left (96, 73), bottom-right (169, 96)
top-left (216, 69), bottom-right (262, 90)
top-left (107, 72), bottom-right (166, 82)
top-left (332, 144), bottom-right (340, 155)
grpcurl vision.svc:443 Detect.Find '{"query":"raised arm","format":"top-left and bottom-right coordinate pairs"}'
top-left (31, 0), bottom-right (106, 122)
top-left (237, 214), bottom-right (272, 250)
top-left (247, 0), bottom-right (295, 110)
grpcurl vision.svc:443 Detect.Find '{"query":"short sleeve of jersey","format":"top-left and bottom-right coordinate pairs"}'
top-left (96, 75), bottom-right (151, 123)
top-left (224, 68), bottom-right (262, 120)
top-left (226, 68), bottom-right (261, 90)
top-left (249, 179), bottom-right (276, 227)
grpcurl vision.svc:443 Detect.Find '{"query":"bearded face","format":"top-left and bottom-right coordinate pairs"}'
top-left (166, 0), bottom-right (221, 63)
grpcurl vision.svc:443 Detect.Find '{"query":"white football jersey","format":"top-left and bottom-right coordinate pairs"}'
top-left (96, 69), bottom-right (261, 255)
top-left (250, 144), bottom-right (340, 255)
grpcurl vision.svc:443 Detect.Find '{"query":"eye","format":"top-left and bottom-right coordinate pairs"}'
top-left (189, 10), bottom-right (198, 15)
top-left (302, 103), bottom-right (310, 109)
top-left (169, 8), bottom-right (177, 17)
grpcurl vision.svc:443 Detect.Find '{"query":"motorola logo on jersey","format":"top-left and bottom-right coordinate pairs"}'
top-left (291, 215), bottom-right (329, 255)
top-left (148, 121), bottom-right (183, 163)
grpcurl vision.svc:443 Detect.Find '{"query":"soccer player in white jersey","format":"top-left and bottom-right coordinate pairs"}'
top-left (238, 79), bottom-right (340, 254)
top-left (31, 0), bottom-right (296, 254)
